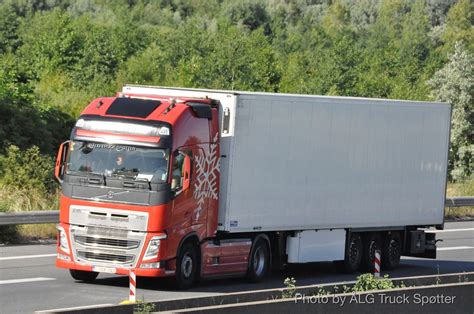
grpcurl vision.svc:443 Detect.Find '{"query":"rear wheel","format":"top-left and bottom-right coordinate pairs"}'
top-left (342, 233), bottom-right (363, 273)
top-left (69, 269), bottom-right (98, 282)
top-left (360, 233), bottom-right (382, 272)
top-left (174, 241), bottom-right (198, 289)
top-left (382, 232), bottom-right (402, 270)
top-left (247, 238), bottom-right (270, 282)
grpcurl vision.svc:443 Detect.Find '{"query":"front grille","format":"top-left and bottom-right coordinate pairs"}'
top-left (77, 251), bottom-right (134, 264)
top-left (69, 215), bottom-right (146, 268)
top-left (75, 235), bottom-right (139, 249)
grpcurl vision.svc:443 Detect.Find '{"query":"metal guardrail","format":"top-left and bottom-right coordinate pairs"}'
top-left (445, 196), bottom-right (474, 207)
top-left (0, 210), bottom-right (59, 226)
top-left (0, 197), bottom-right (472, 226)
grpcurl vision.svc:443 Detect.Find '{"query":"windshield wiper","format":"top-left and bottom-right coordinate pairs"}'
top-left (67, 170), bottom-right (106, 186)
top-left (88, 172), bottom-right (107, 186)
top-left (122, 177), bottom-right (151, 190)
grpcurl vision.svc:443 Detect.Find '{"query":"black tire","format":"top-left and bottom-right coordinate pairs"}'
top-left (360, 233), bottom-right (382, 272)
top-left (174, 241), bottom-right (198, 289)
top-left (69, 269), bottom-right (98, 282)
top-left (247, 238), bottom-right (270, 283)
top-left (382, 232), bottom-right (402, 270)
top-left (342, 233), bottom-right (363, 273)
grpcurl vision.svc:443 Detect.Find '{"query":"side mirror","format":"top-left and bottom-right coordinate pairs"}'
top-left (55, 141), bottom-right (70, 183)
top-left (182, 155), bottom-right (191, 190)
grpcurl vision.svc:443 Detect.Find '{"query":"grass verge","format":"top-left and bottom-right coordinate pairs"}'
top-left (445, 180), bottom-right (474, 220)
top-left (0, 184), bottom-right (58, 243)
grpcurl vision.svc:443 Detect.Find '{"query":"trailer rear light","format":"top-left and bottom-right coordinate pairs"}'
top-left (143, 235), bottom-right (167, 261)
top-left (140, 262), bottom-right (160, 269)
top-left (57, 226), bottom-right (70, 254)
top-left (75, 119), bottom-right (170, 137)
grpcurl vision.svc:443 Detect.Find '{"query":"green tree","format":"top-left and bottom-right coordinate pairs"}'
top-left (347, 0), bottom-right (380, 30)
top-left (0, 56), bottom-right (75, 155)
top-left (389, 0), bottom-right (433, 100)
top-left (0, 145), bottom-right (55, 194)
top-left (17, 9), bottom-right (82, 79)
top-left (201, 26), bottom-right (280, 91)
top-left (428, 43), bottom-right (474, 181)
top-left (0, 3), bottom-right (21, 53)
top-left (442, 0), bottom-right (474, 52)
top-left (223, 0), bottom-right (270, 33)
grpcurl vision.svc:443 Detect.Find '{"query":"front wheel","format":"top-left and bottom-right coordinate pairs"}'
top-left (69, 269), bottom-right (98, 282)
top-left (247, 238), bottom-right (270, 283)
top-left (174, 241), bottom-right (198, 289)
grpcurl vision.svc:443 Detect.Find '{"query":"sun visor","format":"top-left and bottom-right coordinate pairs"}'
top-left (72, 116), bottom-right (172, 148)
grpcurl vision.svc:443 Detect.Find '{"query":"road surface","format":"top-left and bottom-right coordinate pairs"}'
top-left (0, 221), bottom-right (472, 313)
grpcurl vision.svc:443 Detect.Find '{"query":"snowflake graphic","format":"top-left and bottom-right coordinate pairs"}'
top-left (193, 133), bottom-right (220, 218)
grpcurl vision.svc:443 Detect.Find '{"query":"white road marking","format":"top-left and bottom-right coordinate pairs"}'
top-left (425, 228), bottom-right (474, 233)
top-left (0, 253), bottom-right (56, 261)
top-left (437, 246), bottom-right (474, 251)
top-left (36, 304), bottom-right (116, 313)
top-left (0, 277), bottom-right (56, 285)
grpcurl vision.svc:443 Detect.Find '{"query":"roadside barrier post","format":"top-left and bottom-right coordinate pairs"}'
top-left (374, 250), bottom-right (381, 278)
top-left (129, 269), bottom-right (136, 302)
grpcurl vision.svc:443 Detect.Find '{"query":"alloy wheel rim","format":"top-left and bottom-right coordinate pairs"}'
top-left (182, 254), bottom-right (193, 278)
top-left (253, 246), bottom-right (265, 276)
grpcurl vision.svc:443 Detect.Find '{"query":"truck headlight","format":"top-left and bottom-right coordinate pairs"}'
top-left (143, 235), bottom-right (166, 261)
top-left (57, 226), bottom-right (70, 254)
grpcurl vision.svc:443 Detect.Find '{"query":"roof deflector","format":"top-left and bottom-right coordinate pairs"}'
top-left (106, 98), bottom-right (161, 118)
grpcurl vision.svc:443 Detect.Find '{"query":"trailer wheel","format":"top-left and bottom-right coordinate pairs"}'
top-left (174, 241), bottom-right (198, 289)
top-left (69, 269), bottom-right (98, 282)
top-left (382, 232), bottom-right (401, 270)
top-left (247, 238), bottom-right (270, 282)
top-left (360, 233), bottom-right (382, 271)
top-left (342, 233), bottom-right (363, 273)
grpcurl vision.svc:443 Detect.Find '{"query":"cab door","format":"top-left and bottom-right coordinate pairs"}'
top-left (170, 149), bottom-right (194, 230)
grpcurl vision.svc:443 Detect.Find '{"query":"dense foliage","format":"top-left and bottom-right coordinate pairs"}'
top-left (0, 0), bottom-right (472, 210)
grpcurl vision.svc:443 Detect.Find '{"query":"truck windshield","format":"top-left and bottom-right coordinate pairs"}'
top-left (66, 141), bottom-right (169, 183)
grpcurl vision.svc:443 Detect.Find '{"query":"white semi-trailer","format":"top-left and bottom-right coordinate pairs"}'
top-left (56, 85), bottom-right (450, 287)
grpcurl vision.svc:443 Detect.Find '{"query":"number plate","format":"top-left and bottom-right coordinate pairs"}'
top-left (92, 266), bottom-right (117, 274)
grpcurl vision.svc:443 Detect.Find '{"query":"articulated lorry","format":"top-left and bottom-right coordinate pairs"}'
top-left (55, 86), bottom-right (451, 288)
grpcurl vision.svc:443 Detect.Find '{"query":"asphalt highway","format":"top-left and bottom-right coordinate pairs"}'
top-left (0, 221), bottom-right (472, 313)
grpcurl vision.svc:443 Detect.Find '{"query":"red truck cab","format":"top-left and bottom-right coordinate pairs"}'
top-left (55, 93), bottom-right (253, 288)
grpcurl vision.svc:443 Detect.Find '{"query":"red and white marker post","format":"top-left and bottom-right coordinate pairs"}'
top-left (129, 269), bottom-right (136, 302)
top-left (374, 250), bottom-right (381, 278)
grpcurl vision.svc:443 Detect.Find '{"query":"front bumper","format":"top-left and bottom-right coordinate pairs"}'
top-left (56, 258), bottom-right (174, 277)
